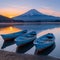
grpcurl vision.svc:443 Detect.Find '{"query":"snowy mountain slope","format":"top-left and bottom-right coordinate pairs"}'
top-left (13, 9), bottom-right (60, 22)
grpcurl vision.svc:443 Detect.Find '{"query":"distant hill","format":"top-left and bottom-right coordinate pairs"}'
top-left (0, 15), bottom-right (13, 23)
top-left (13, 9), bottom-right (60, 22)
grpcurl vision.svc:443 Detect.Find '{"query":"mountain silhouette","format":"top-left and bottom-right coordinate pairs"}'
top-left (13, 9), bottom-right (60, 22)
top-left (0, 15), bottom-right (13, 22)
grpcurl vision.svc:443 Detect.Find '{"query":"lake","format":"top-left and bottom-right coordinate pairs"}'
top-left (0, 24), bottom-right (60, 58)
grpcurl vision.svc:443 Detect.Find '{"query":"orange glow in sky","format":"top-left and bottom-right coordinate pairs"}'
top-left (0, 0), bottom-right (60, 18)
top-left (0, 8), bottom-right (60, 18)
top-left (0, 8), bottom-right (27, 18)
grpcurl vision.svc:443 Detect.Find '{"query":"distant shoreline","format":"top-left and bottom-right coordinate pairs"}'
top-left (0, 22), bottom-right (60, 25)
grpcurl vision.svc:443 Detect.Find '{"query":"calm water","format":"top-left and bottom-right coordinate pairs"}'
top-left (0, 24), bottom-right (60, 58)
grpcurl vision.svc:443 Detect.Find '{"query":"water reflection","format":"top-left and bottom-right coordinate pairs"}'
top-left (0, 25), bottom-right (60, 58)
top-left (35, 42), bottom-right (56, 55)
top-left (37, 27), bottom-right (60, 38)
top-left (1, 40), bottom-right (15, 49)
top-left (0, 26), bottom-right (21, 34)
top-left (16, 42), bottom-right (34, 53)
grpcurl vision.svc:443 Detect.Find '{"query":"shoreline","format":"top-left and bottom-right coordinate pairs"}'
top-left (0, 50), bottom-right (59, 60)
top-left (0, 22), bottom-right (60, 25)
top-left (0, 23), bottom-right (60, 59)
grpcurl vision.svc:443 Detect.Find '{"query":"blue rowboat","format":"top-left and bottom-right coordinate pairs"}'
top-left (1, 30), bottom-right (27, 41)
top-left (15, 31), bottom-right (36, 46)
top-left (33, 33), bottom-right (55, 51)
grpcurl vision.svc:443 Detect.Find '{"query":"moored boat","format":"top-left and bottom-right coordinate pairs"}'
top-left (1, 30), bottom-right (27, 41)
top-left (33, 33), bottom-right (55, 51)
top-left (15, 31), bottom-right (36, 46)
top-left (35, 42), bottom-right (56, 55)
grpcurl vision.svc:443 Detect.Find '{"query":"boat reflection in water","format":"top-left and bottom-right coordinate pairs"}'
top-left (1, 40), bottom-right (15, 49)
top-left (35, 42), bottom-right (56, 55)
top-left (1, 38), bottom-right (36, 53)
top-left (16, 41), bottom-right (34, 53)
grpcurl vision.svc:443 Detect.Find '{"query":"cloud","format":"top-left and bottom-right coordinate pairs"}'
top-left (39, 8), bottom-right (60, 17)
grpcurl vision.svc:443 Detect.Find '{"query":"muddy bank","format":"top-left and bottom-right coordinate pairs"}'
top-left (0, 50), bottom-right (59, 60)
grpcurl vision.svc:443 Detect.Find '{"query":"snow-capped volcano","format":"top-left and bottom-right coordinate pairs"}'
top-left (21, 9), bottom-right (43, 16)
top-left (13, 9), bottom-right (60, 22)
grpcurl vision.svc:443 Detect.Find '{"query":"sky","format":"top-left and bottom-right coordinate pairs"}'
top-left (0, 0), bottom-right (60, 18)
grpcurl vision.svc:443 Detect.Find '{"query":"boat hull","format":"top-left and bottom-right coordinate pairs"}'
top-left (34, 41), bottom-right (54, 51)
top-left (1, 30), bottom-right (27, 41)
top-left (34, 33), bottom-right (55, 51)
top-left (15, 36), bottom-right (36, 47)
top-left (35, 42), bottom-right (55, 55)
top-left (15, 31), bottom-right (36, 46)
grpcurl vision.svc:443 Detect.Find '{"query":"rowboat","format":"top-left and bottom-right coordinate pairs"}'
top-left (1, 30), bottom-right (27, 41)
top-left (33, 33), bottom-right (55, 51)
top-left (15, 31), bottom-right (36, 46)
top-left (35, 42), bottom-right (55, 55)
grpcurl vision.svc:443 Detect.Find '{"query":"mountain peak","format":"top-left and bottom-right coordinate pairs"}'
top-left (28, 9), bottom-right (38, 12)
top-left (21, 9), bottom-right (43, 16)
top-left (13, 9), bottom-right (60, 21)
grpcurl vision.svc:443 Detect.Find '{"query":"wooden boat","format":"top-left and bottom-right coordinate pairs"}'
top-left (35, 42), bottom-right (55, 55)
top-left (15, 31), bottom-right (36, 46)
top-left (33, 33), bottom-right (55, 51)
top-left (1, 30), bottom-right (27, 41)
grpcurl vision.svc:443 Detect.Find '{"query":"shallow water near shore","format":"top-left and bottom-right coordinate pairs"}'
top-left (0, 24), bottom-right (60, 58)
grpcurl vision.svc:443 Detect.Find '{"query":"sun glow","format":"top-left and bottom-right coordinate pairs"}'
top-left (0, 26), bottom-right (21, 34)
top-left (0, 8), bottom-right (28, 18)
top-left (9, 26), bottom-right (13, 30)
top-left (9, 16), bottom-right (14, 18)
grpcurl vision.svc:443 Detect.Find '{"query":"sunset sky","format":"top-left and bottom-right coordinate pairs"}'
top-left (0, 0), bottom-right (60, 18)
